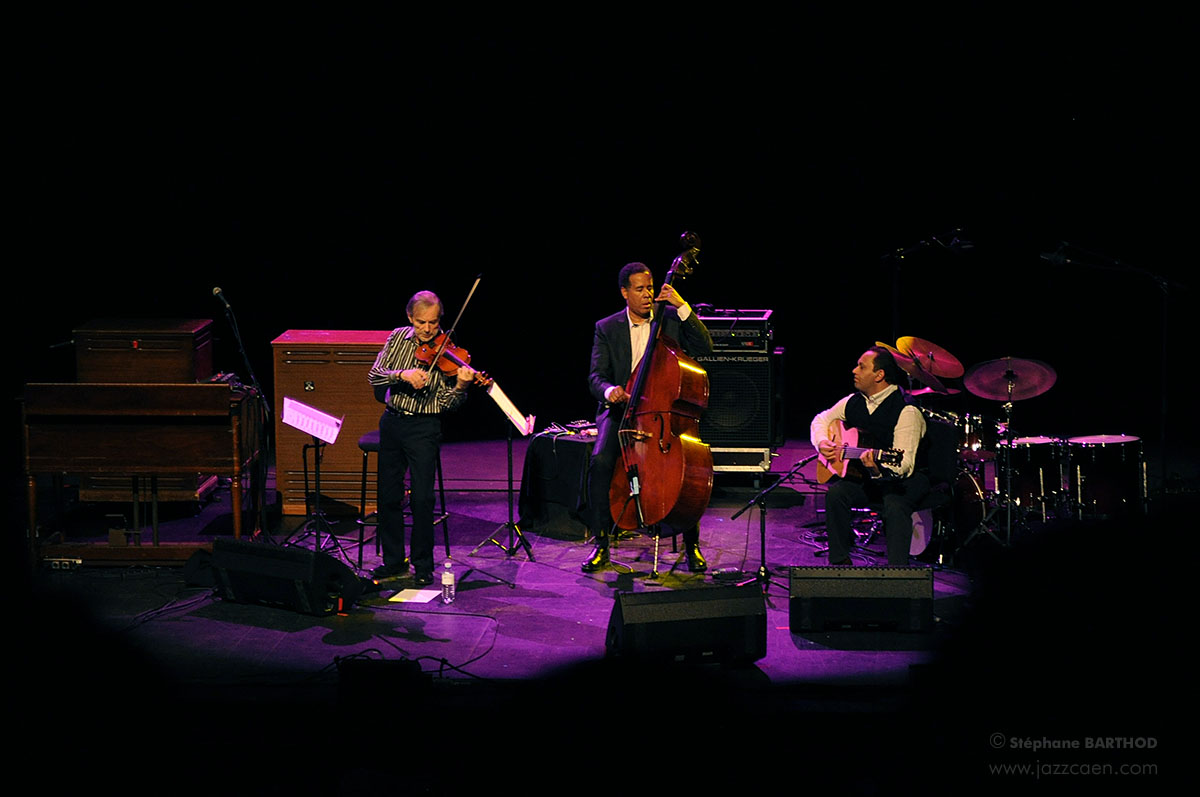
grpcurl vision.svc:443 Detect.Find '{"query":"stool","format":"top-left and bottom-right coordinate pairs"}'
top-left (356, 429), bottom-right (451, 570)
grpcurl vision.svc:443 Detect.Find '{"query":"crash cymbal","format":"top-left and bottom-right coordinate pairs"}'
top-left (964, 357), bottom-right (1057, 401)
top-left (896, 336), bottom-right (965, 378)
top-left (875, 340), bottom-right (945, 391)
top-left (875, 340), bottom-right (906, 358)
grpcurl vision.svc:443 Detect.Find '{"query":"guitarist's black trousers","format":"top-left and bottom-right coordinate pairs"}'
top-left (824, 471), bottom-right (931, 566)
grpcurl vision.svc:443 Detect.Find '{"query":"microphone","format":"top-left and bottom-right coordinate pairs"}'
top-left (796, 452), bottom-right (820, 468)
top-left (212, 286), bottom-right (232, 309)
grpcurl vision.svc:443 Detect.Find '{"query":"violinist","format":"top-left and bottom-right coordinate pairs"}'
top-left (582, 262), bottom-right (714, 573)
top-left (367, 290), bottom-right (476, 586)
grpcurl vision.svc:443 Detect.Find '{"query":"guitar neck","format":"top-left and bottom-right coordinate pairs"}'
top-left (841, 446), bottom-right (877, 459)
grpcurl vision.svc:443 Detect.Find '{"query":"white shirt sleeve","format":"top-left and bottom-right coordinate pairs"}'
top-left (885, 405), bottom-right (927, 478)
top-left (810, 395), bottom-right (851, 447)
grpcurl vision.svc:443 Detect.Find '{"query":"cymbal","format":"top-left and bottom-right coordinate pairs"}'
top-left (875, 340), bottom-right (945, 391)
top-left (910, 386), bottom-right (961, 397)
top-left (910, 368), bottom-right (947, 392)
top-left (964, 357), bottom-right (1057, 401)
top-left (896, 336), bottom-right (965, 378)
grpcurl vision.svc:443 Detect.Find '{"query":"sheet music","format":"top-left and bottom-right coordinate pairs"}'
top-left (282, 397), bottom-right (344, 444)
top-left (486, 381), bottom-right (534, 436)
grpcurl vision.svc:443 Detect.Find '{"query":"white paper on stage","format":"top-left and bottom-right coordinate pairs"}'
top-left (282, 396), bottom-right (344, 444)
top-left (388, 588), bottom-right (437, 603)
top-left (486, 381), bottom-right (535, 436)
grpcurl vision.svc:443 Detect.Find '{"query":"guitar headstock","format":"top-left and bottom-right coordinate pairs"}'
top-left (878, 448), bottom-right (903, 465)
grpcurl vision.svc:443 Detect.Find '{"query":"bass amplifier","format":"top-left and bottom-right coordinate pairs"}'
top-left (698, 309), bottom-right (773, 352)
top-left (696, 348), bottom-right (785, 449)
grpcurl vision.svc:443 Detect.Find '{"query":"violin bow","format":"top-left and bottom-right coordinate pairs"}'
top-left (424, 273), bottom-right (483, 371)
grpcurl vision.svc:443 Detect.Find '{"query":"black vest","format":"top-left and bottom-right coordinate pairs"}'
top-left (844, 389), bottom-right (929, 474)
top-left (845, 389), bottom-right (906, 447)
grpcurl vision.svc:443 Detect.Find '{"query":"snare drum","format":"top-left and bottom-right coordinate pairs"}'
top-left (1068, 435), bottom-right (1145, 519)
top-left (995, 436), bottom-right (1070, 520)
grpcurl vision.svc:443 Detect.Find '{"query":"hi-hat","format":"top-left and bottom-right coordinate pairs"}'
top-left (964, 357), bottom-right (1057, 401)
top-left (896, 336), bottom-right (965, 378)
top-left (910, 386), bottom-right (961, 397)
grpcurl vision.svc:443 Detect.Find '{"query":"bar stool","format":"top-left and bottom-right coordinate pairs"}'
top-left (356, 429), bottom-right (452, 570)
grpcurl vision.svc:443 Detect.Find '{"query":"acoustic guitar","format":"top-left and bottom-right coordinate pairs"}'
top-left (816, 420), bottom-right (903, 484)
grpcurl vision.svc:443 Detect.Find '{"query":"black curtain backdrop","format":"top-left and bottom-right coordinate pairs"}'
top-left (10, 10), bottom-right (1191, 491)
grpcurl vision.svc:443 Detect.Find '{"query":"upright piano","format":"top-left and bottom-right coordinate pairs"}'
top-left (21, 382), bottom-right (263, 566)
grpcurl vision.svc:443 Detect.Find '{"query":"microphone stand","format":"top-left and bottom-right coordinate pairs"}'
top-left (214, 288), bottom-right (271, 539)
top-left (726, 452), bottom-right (818, 596)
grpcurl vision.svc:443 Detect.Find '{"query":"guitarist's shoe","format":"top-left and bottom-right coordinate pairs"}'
top-left (829, 555), bottom-right (855, 566)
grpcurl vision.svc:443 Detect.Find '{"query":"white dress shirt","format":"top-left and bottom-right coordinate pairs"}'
top-left (809, 384), bottom-right (926, 478)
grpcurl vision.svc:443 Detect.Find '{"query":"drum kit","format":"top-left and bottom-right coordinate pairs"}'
top-left (876, 337), bottom-right (1148, 557)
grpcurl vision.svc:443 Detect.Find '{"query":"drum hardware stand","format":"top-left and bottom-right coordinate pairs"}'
top-left (963, 399), bottom-right (1018, 549)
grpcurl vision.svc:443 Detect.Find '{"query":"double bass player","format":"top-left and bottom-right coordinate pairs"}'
top-left (581, 261), bottom-right (714, 573)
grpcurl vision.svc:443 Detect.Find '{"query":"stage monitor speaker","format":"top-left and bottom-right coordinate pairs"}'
top-left (789, 566), bottom-right (933, 632)
top-left (696, 348), bottom-right (785, 448)
top-left (606, 584), bottom-right (767, 664)
top-left (211, 538), bottom-right (364, 616)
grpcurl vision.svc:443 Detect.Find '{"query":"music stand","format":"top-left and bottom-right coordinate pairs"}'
top-left (283, 397), bottom-right (344, 553)
top-left (468, 381), bottom-right (536, 564)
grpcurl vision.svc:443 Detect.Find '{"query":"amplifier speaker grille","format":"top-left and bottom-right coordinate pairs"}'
top-left (697, 348), bottom-right (785, 448)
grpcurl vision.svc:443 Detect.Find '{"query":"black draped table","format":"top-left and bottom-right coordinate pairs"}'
top-left (517, 431), bottom-right (596, 538)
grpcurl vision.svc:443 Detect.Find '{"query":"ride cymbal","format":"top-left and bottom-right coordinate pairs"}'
top-left (964, 357), bottom-right (1057, 401)
top-left (896, 336), bottom-right (965, 378)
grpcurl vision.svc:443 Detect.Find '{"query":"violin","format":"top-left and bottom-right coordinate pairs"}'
top-left (414, 332), bottom-right (493, 387)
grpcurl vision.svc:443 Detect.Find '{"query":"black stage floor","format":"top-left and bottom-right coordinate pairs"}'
top-left (11, 437), bottom-right (1178, 796)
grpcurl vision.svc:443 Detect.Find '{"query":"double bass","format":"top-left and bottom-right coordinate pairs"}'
top-left (608, 232), bottom-right (714, 533)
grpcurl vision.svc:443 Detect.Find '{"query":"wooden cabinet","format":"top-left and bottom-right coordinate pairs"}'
top-left (271, 330), bottom-right (392, 516)
top-left (72, 319), bottom-right (218, 502)
top-left (74, 318), bottom-right (214, 383)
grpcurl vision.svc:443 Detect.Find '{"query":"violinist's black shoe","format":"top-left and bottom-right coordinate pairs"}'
top-left (371, 559), bottom-right (410, 580)
top-left (685, 542), bottom-right (707, 573)
top-left (581, 535), bottom-right (610, 573)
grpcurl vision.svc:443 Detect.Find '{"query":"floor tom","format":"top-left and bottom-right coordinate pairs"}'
top-left (1067, 434), bottom-right (1145, 520)
top-left (995, 436), bottom-right (1070, 521)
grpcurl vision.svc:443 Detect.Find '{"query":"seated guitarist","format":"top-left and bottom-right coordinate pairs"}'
top-left (810, 345), bottom-right (929, 566)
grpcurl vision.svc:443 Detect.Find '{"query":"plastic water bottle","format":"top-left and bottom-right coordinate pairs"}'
top-left (440, 559), bottom-right (455, 604)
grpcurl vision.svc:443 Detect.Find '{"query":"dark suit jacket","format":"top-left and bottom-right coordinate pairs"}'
top-left (588, 306), bottom-right (714, 433)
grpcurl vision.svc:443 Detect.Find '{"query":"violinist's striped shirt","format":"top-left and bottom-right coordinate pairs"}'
top-left (367, 326), bottom-right (468, 415)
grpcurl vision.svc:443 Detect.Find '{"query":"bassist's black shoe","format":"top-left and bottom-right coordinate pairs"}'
top-left (685, 543), bottom-right (707, 573)
top-left (581, 535), bottom-right (610, 573)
